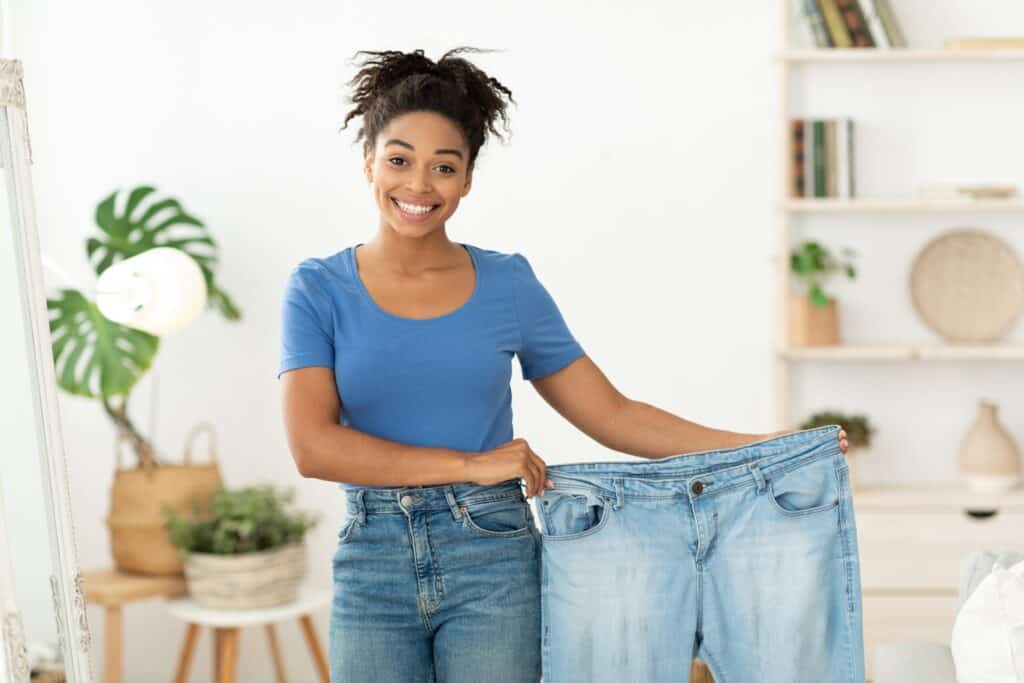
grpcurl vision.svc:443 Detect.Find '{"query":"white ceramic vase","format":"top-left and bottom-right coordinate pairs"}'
top-left (958, 400), bottom-right (1021, 493)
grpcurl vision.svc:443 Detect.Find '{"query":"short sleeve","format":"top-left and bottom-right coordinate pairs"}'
top-left (512, 252), bottom-right (585, 381)
top-left (277, 262), bottom-right (335, 379)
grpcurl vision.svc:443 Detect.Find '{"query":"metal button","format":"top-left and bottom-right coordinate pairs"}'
top-left (400, 495), bottom-right (413, 506)
top-left (691, 481), bottom-right (704, 495)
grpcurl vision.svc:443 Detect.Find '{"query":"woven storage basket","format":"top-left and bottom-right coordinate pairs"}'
top-left (184, 543), bottom-right (308, 609)
top-left (106, 422), bottom-right (223, 575)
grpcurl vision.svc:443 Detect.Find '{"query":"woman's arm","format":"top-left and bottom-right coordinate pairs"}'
top-left (530, 355), bottom-right (847, 458)
top-left (280, 366), bottom-right (470, 486)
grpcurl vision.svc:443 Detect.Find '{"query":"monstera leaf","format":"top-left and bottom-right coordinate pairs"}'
top-left (87, 185), bottom-right (241, 320)
top-left (47, 289), bottom-right (159, 398)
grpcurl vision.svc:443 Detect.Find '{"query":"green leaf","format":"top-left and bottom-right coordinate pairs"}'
top-left (46, 289), bottom-right (159, 398)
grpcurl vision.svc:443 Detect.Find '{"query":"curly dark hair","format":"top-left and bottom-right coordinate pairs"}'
top-left (339, 47), bottom-right (516, 171)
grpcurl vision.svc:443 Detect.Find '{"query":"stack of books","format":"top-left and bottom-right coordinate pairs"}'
top-left (798, 0), bottom-right (906, 48)
top-left (790, 118), bottom-right (855, 199)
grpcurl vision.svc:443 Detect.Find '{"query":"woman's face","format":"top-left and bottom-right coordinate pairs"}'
top-left (365, 110), bottom-right (472, 237)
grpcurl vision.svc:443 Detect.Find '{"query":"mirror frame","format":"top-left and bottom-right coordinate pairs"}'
top-left (0, 57), bottom-right (94, 683)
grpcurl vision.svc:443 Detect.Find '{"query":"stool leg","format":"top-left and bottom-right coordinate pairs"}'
top-left (264, 624), bottom-right (287, 683)
top-left (174, 623), bottom-right (200, 683)
top-left (298, 615), bottom-right (329, 683)
top-left (218, 628), bottom-right (239, 683)
top-left (213, 628), bottom-right (222, 683)
top-left (105, 606), bottom-right (122, 683)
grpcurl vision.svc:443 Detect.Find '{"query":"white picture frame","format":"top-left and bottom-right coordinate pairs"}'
top-left (0, 57), bottom-right (94, 683)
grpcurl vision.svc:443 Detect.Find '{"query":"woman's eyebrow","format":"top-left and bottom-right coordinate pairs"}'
top-left (384, 138), bottom-right (463, 160)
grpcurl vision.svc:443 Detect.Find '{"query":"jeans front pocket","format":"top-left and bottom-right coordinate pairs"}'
top-left (460, 495), bottom-right (533, 538)
top-left (767, 454), bottom-right (841, 519)
top-left (538, 484), bottom-right (612, 541)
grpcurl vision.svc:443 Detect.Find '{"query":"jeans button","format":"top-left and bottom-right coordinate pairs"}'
top-left (691, 481), bottom-right (704, 495)
top-left (400, 495), bottom-right (413, 506)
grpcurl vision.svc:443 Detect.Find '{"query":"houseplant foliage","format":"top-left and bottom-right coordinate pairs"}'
top-left (46, 185), bottom-right (241, 466)
top-left (800, 411), bottom-right (874, 449)
top-left (790, 240), bottom-right (858, 306)
top-left (163, 485), bottom-right (320, 557)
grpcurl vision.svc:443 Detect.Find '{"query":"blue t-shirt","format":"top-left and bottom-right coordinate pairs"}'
top-left (277, 242), bottom-right (585, 490)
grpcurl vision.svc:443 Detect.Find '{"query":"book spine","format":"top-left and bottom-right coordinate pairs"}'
top-left (825, 120), bottom-right (837, 197)
top-left (836, 118), bottom-right (849, 199)
top-left (817, 0), bottom-right (853, 47)
top-left (835, 0), bottom-right (875, 47)
top-left (847, 119), bottom-right (856, 198)
top-left (857, 0), bottom-right (891, 48)
top-left (799, 0), bottom-right (834, 48)
top-left (803, 120), bottom-right (814, 197)
top-left (874, 0), bottom-right (906, 47)
top-left (791, 119), bottom-right (806, 197)
top-left (813, 120), bottom-right (826, 198)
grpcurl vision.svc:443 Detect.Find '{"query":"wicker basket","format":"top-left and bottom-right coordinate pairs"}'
top-left (106, 422), bottom-right (223, 575)
top-left (184, 543), bottom-right (308, 609)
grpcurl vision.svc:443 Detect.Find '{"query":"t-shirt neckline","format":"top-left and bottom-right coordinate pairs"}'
top-left (349, 242), bottom-right (481, 322)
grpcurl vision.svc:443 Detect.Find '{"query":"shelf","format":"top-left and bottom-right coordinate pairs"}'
top-left (853, 482), bottom-right (1024, 510)
top-left (779, 344), bottom-right (1024, 361)
top-left (783, 198), bottom-right (1024, 213)
top-left (780, 48), bottom-right (1024, 63)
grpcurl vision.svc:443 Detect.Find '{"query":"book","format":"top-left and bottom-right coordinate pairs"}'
top-left (791, 120), bottom-right (807, 197)
top-left (856, 0), bottom-right (892, 48)
top-left (817, 0), bottom-right (853, 48)
top-left (874, 0), bottom-right (906, 47)
top-left (812, 120), bottom-right (827, 197)
top-left (835, 118), bottom-right (854, 198)
top-left (945, 37), bottom-right (1024, 50)
top-left (803, 120), bottom-right (815, 197)
top-left (835, 0), bottom-right (875, 47)
top-left (825, 120), bottom-right (838, 197)
top-left (798, 0), bottom-right (834, 48)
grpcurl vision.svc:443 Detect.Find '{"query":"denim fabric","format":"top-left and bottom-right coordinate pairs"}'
top-left (533, 424), bottom-right (865, 683)
top-left (329, 478), bottom-right (542, 682)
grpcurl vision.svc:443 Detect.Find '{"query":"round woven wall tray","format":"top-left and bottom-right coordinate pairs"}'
top-left (909, 228), bottom-right (1024, 343)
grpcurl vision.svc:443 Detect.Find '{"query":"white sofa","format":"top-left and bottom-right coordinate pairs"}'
top-left (872, 548), bottom-right (1024, 683)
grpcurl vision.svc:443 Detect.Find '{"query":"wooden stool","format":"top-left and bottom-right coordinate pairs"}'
top-left (165, 586), bottom-right (331, 683)
top-left (82, 569), bottom-right (188, 683)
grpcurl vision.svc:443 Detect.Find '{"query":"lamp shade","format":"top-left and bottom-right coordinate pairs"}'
top-left (95, 247), bottom-right (207, 334)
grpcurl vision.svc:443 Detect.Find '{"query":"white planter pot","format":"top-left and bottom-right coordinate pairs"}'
top-left (184, 542), bottom-right (307, 609)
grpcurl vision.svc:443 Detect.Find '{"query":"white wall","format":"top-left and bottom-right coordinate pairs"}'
top-left (6, 0), bottom-right (1024, 680)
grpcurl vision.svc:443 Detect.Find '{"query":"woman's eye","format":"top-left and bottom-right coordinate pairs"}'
top-left (438, 165), bottom-right (455, 174)
top-left (387, 157), bottom-right (405, 166)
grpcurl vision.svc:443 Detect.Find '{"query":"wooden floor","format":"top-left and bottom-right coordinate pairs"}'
top-left (690, 659), bottom-right (714, 682)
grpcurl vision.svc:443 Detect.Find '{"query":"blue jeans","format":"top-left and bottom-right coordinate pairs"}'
top-left (329, 478), bottom-right (542, 682)
top-left (534, 424), bottom-right (865, 682)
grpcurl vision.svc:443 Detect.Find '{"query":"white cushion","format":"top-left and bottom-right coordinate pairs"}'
top-left (951, 558), bottom-right (1024, 682)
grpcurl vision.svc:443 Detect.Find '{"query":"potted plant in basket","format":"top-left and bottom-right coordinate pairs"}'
top-left (789, 240), bottom-right (858, 346)
top-left (163, 485), bottom-right (320, 609)
top-left (799, 411), bottom-right (875, 489)
top-left (45, 185), bottom-right (242, 575)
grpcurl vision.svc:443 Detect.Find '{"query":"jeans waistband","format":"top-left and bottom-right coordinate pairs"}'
top-left (343, 478), bottom-right (524, 519)
top-left (545, 424), bottom-right (844, 500)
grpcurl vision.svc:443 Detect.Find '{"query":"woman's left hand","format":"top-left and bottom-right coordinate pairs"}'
top-left (765, 428), bottom-right (848, 453)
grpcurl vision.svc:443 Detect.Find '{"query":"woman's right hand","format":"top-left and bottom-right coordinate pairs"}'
top-left (464, 438), bottom-right (555, 499)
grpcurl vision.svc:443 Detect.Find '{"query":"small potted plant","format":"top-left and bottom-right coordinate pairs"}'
top-left (789, 241), bottom-right (858, 346)
top-left (163, 485), bottom-right (320, 609)
top-left (799, 411), bottom-right (875, 489)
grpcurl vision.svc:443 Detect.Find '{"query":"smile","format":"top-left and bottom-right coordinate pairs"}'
top-left (391, 197), bottom-right (440, 214)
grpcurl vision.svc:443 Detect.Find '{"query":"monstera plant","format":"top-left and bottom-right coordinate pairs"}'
top-left (47, 185), bottom-right (241, 467)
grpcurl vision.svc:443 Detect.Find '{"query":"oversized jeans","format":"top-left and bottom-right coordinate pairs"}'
top-left (533, 424), bottom-right (865, 683)
top-left (329, 478), bottom-right (542, 682)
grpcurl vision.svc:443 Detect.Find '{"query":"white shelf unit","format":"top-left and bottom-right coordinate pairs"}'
top-left (774, 9), bottom-right (1024, 429)
top-left (777, 5), bottom-right (1024, 678)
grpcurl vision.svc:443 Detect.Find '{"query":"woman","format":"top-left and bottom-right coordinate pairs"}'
top-left (277, 47), bottom-right (848, 682)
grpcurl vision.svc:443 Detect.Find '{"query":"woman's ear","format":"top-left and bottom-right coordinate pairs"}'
top-left (364, 151), bottom-right (373, 184)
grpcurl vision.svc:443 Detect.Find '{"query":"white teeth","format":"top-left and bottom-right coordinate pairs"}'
top-left (394, 199), bottom-right (436, 214)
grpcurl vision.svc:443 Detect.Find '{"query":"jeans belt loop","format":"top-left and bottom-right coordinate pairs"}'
top-left (612, 479), bottom-right (623, 511)
top-left (355, 489), bottom-right (366, 524)
top-left (749, 462), bottom-right (767, 494)
top-left (445, 487), bottom-right (464, 521)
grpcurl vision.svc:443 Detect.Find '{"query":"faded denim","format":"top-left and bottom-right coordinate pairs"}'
top-left (329, 479), bottom-right (542, 682)
top-left (533, 424), bottom-right (865, 683)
